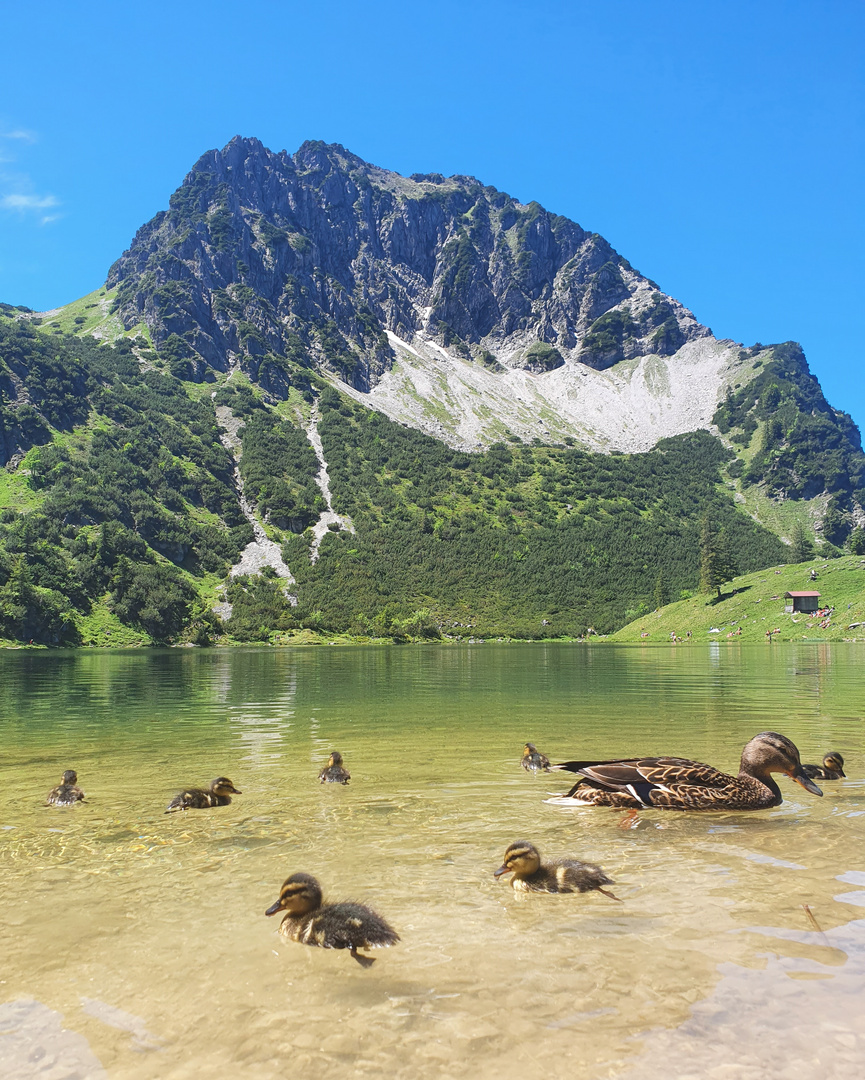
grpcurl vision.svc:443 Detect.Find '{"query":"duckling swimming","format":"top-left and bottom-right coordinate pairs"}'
top-left (521, 743), bottom-right (552, 773)
top-left (802, 752), bottom-right (846, 780)
top-left (494, 840), bottom-right (621, 899)
top-left (265, 872), bottom-right (399, 967)
top-left (164, 777), bottom-right (241, 813)
top-left (319, 751), bottom-right (350, 784)
top-left (46, 769), bottom-right (85, 807)
top-left (548, 732), bottom-right (823, 811)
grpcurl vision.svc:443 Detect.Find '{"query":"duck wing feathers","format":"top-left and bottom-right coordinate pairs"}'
top-left (554, 756), bottom-right (733, 806)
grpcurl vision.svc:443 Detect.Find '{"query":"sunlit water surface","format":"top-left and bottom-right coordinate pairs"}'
top-left (1, 643), bottom-right (864, 1079)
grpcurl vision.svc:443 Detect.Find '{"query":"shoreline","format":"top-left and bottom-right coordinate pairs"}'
top-left (4, 634), bottom-right (864, 651)
top-left (5, 554), bottom-right (864, 651)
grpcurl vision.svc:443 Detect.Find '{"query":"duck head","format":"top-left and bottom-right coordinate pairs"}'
top-left (265, 872), bottom-right (323, 917)
top-left (495, 840), bottom-right (542, 879)
top-left (741, 733), bottom-right (823, 796)
top-left (210, 777), bottom-right (242, 796)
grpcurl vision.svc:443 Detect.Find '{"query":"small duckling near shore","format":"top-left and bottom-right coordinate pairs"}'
top-left (521, 743), bottom-right (552, 773)
top-left (802, 752), bottom-right (846, 780)
top-left (165, 777), bottom-right (241, 813)
top-left (319, 751), bottom-right (351, 784)
top-left (265, 872), bottom-right (399, 967)
top-left (495, 840), bottom-right (621, 900)
top-left (47, 769), bottom-right (85, 806)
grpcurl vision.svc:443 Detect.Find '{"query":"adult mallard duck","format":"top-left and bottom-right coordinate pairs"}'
top-left (802, 752), bottom-right (846, 780)
top-left (164, 777), bottom-right (241, 813)
top-left (521, 743), bottom-right (552, 773)
top-left (494, 840), bottom-right (621, 899)
top-left (319, 751), bottom-right (350, 785)
top-left (46, 769), bottom-right (85, 806)
top-left (547, 732), bottom-right (823, 811)
top-left (265, 872), bottom-right (399, 967)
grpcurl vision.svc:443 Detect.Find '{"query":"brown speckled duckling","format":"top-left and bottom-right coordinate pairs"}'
top-left (548, 732), bottom-right (823, 811)
top-left (521, 743), bottom-right (552, 773)
top-left (164, 776), bottom-right (241, 813)
top-left (265, 872), bottom-right (399, 967)
top-left (47, 769), bottom-right (85, 807)
top-left (319, 751), bottom-right (351, 785)
top-left (802, 752), bottom-right (845, 780)
top-left (494, 840), bottom-right (621, 899)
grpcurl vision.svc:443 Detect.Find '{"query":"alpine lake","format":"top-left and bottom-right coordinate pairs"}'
top-left (1, 643), bottom-right (863, 1080)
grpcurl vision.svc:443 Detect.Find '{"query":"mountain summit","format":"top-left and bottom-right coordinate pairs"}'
top-left (1, 137), bottom-right (863, 648)
top-left (107, 136), bottom-right (728, 450)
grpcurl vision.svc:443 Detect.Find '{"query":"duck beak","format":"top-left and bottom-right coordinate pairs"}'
top-left (793, 770), bottom-right (823, 797)
top-left (265, 899), bottom-right (284, 916)
top-left (494, 865), bottom-right (511, 878)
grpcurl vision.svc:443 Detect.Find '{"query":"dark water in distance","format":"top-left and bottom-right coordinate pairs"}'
top-left (1, 644), bottom-right (863, 1079)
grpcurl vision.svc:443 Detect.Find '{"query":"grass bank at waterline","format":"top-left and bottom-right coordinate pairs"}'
top-left (611, 554), bottom-right (865, 643)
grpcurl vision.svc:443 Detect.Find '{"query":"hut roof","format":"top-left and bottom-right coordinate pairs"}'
top-left (784, 591), bottom-right (820, 598)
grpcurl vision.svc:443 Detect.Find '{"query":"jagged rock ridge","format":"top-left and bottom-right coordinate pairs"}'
top-left (107, 136), bottom-right (710, 407)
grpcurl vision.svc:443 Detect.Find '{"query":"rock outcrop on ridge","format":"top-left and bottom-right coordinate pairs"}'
top-left (107, 136), bottom-right (727, 450)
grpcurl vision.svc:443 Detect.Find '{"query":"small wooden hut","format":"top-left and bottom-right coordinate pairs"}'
top-left (784, 591), bottom-right (820, 614)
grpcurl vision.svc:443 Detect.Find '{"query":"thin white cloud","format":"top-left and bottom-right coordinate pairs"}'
top-left (0, 190), bottom-right (62, 225)
top-left (0, 129), bottom-right (59, 223)
top-left (0, 129), bottom-right (37, 143)
top-left (2, 193), bottom-right (59, 211)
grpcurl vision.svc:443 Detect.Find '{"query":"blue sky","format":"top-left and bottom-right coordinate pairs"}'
top-left (2, 0), bottom-right (862, 428)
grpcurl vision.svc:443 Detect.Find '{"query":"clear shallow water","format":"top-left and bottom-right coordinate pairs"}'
top-left (1, 643), bottom-right (863, 1079)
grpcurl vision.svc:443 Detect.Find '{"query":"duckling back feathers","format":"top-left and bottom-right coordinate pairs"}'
top-left (165, 777), bottom-right (241, 813)
top-left (47, 769), bottom-right (85, 807)
top-left (319, 751), bottom-right (351, 784)
top-left (521, 744), bottom-right (551, 773)
top-left (285, 900), bottom-right (399, 951)
top-left (512, 857), bottom-right (615, 894)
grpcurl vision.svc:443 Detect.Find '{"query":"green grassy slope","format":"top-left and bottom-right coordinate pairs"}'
top-left (610, 554), bottom-right (865, 643)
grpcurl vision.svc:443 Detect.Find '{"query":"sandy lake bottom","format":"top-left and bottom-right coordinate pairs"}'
top-left (1, 643), bottom-right (863, 1079)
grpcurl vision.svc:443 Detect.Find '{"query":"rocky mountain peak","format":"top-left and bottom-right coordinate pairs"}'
top-left (106, 136), bottom-right (710, 412)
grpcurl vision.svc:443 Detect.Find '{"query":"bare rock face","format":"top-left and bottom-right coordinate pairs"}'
top-left (106, 137), bottom-right (710, 393)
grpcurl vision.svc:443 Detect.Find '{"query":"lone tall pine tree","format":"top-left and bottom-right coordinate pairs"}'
top-left (700, 516), bottom-right (737, 599)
